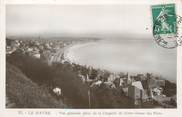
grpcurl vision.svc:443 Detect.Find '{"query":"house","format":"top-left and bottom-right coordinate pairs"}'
top-left (156, 79), bottom-right (165, 87)
top-left (86, 74), bottom-right (92, 82)
top-left (133, 75), bottom-right (141, 81)
top-left (113, 78), bottom-right (124, 87)
top-left (119, 78), bottom-right (125, 87)
top-left (127, 76), bottom-right (132, 85)
top-left (27, 47), bottom-right (33, 52)
top-left (128, 81), bottom-right (144, 100)
top-left (107, 74), bottom-right (116, 82)
top-left (128, 81), bottom-right (149, 105)
top-left (128, 85), bottom-right (142, 105)
top-left (45, 43), bottom-right (51, 49)
top-left (148, 78), bottom-right (165, 89)
top-left (132, 81), bottom-right (144, 90)
top-left (122, 87), bottom-right (129, 96)
top-left (33, 53), bottom-right (41, 59)
top-left (6, 46), bottom-right (16, 54)
top-left (137, 74), bottom-right (147, 81)
top-left (90, 80), bottom-right (102, 87)
top-left (103, 81), bottom-right (116, 89)
top-left (152, 87), bottom-right (163, 96)
top-left (11, 40), bottom-right (20, 48)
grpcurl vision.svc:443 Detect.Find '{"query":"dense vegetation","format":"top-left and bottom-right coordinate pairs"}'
top-left (7, 50), bottom-right (88, 108)
top-left (6, 63), bottom-right (66, 108)
top-left (6, 50), bottom-right (134, 108)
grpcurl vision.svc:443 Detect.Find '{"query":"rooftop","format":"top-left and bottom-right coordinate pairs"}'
top-left (132, 81), bottom-right (144, 90)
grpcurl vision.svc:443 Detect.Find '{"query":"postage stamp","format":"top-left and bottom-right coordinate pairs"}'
top-left (151, 4), bottom-right (182, 49)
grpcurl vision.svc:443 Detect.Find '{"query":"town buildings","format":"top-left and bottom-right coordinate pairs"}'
top-left (6, 38), bottom-right (176, 108)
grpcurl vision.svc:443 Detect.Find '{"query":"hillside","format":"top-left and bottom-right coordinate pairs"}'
top-left (6, 62), bottom-right (66, 108)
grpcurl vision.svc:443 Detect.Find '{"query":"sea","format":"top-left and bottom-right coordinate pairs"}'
top-left (66, 38), bottom-right (176, 82)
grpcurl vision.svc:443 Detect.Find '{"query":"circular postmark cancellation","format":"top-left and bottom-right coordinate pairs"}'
top-left (153, 15), bottom-right (182, 49)
top-left (152, 4), bottom-right (182, 49)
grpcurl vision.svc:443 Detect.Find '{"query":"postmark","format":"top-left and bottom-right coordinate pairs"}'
top-left (151, 4), bottom-right (182, 49)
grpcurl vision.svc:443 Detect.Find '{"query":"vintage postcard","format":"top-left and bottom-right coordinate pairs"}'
top-left (0, 0), bottom-right (182, 117)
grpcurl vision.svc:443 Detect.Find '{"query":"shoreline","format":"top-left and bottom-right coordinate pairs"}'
top-left (49, 40), bottom-right (99, 64)
top-left (61, 41), bottom-right (176, 83)
top-left (63, 41), bottom-right (97, 63)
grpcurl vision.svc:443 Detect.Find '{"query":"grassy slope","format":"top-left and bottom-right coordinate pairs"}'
top-left (6, 62), bottom-right (66, 108)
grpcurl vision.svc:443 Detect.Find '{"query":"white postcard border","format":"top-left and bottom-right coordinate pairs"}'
top-left (1, 0), bottom-right (182, 117)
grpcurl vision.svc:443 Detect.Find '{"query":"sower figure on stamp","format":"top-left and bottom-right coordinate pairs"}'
top-left (156, 7), bottom-right (173, 33)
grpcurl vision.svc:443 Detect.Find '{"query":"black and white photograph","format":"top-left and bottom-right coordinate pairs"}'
top-left (5, 4), bottom-right (177, 109)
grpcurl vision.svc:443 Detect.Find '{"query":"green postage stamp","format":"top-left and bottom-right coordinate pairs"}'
top-left (151, 3), bottom-right (181, 48)
top-left (152, 4), bottom-right (176, 35)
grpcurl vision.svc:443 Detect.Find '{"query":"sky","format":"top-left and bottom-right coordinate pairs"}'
top-left (6, 4), bottom-right (152, 37)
